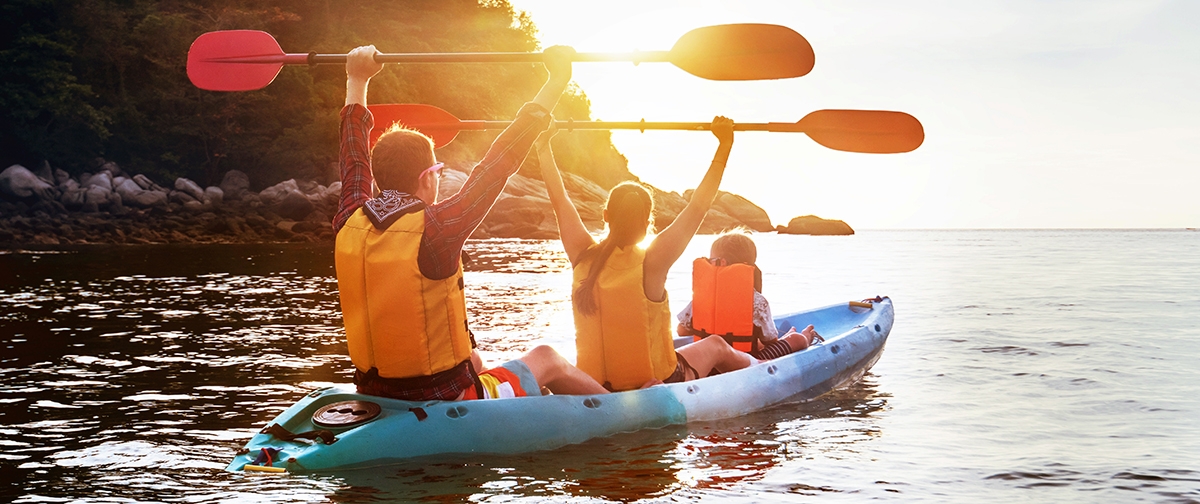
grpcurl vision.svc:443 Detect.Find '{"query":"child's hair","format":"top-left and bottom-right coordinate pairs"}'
top-left (371, 124), bottom-right (437, 194)
top-left (711, 229), bottom-right (763, 292)
top-left (574, 182), bottom-right (654, 315)
top-left (710, 230), bottom-right (757, 265)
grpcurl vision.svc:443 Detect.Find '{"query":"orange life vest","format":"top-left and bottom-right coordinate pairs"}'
top-left (572, 246), bottom-right (677, 392)
top-left (690, 257), bottom-right (762, 353)
top-left (335, 208), bottom-right (472, 379)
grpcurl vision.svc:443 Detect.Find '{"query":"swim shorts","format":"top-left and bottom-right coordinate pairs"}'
top-left (463, 360), bottom-right (542, 400)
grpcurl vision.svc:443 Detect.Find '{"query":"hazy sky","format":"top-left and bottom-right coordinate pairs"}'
top-left (507, 0), bottom-right (1198, 228)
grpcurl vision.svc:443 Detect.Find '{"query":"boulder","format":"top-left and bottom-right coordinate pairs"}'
top-left (320, 182), bottom-right (342, 204)
top-left (33, 161), bottom-right (54, 184)
top-left (273, 190), bottom-right (314, 220)
top-left (679, 189), bottom-right (774, 233)
top-left (714, 192), bottom-right (774, 232)
top-left (100, 161), bottom-right (125, 178)
top-left (651, 189), bottom-right (688, 230)
top-left (204, 186), bottom-right (224, 204)
top-left (129, 190), bottom-right (168, 209)
top-left (561, 171), bottom-right (609, 203)
top-left (54, 168), bottom-right (71, 186)
top-left (777, 215), bottom-right (855, 236)
top-left (132, 176), bottom-right (165, 194)
top-left (502, 173), bottom-right (550, 200)
top-left (175, 178), bottom-right (205, 201)
top-left (0, 165), bottom-right (56, 201)
top-left (481, 195), bottom-right (554, 237)
top-left (59, 182), bottom-right (86, 208)
top-left (116, 179), bottom-right (167, 208)
top-left (438, 169), bottom-right (468, 198)
top-left (169, 190), bottom-right (198, 205)
top-left (85, 171), bottom-right (113, 191)
top-left (696, 207), bottom-right (744, 234)
top-left (83, 185), bottom-right (119, 210)
top-left (259, 179), bottom-right (300, 205)
top-left (218, 170), bottom-right (251, 198)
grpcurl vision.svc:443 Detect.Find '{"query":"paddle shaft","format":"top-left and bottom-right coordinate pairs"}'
top-left (219, 51), bottom-right (674, 66)
top-left (394, 120), bottom-right (812, 133)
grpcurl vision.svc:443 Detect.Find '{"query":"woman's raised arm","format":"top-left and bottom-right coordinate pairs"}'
top-left (643, 116), bottom-right (734, 300)
top-left (536, 126), bottom-right (595, 264)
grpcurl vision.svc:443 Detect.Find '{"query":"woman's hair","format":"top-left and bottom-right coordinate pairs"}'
top-left (574, 182), bottom-right (654, 315)
top-left (371, 124), bottom-right (436, 194)
top-left (710, 230), bottom-right (757, 265)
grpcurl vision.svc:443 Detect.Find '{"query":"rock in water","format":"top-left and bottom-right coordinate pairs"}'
top-left (777, 215), bottom-right (855, 236)
top-left (0, 165), bottom-right (56, 201)
top-left (715, 193), bottom-right (774, 232)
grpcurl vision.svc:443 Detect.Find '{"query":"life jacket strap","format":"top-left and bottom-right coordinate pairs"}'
top-left (261, 423), bottom-right (336, 445)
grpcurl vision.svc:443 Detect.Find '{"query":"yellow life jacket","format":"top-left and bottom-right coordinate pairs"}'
top-left (335, 208), bottom-right (472, 379)
top-left (573, 245), bottom-right (676, 391)
top-left (690, 258), bottom-right (761, 353)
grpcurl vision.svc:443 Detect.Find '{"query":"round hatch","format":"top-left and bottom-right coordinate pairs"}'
top-left (312, 400), bottom-right (381, 428)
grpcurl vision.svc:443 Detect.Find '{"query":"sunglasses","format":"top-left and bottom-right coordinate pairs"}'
top-left (421, 162), bottom-right (445, 179)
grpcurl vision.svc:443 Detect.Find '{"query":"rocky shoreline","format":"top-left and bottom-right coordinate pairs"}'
top-left (0, 161), bottom-right (852, 246)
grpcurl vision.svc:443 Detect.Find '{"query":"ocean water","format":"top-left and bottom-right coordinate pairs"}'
top-left (0, 230), bottom-right (1197, 502)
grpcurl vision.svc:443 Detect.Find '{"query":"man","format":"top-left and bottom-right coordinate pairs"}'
top-left (334, 44), bottom-right (607, 401)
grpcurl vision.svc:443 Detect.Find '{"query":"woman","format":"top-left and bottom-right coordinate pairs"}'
top-left (535, 118), bottom-right (758, 392)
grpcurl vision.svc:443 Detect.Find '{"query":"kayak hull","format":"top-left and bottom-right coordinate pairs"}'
top-left (226, 297), bottom-right (893, 472)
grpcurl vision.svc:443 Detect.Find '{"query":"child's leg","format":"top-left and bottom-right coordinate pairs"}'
top-left (780, 324), bottom-right (822, 353)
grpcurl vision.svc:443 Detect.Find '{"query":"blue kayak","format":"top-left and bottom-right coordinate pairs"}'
top-left (226, 296), bottom-right (893, 473)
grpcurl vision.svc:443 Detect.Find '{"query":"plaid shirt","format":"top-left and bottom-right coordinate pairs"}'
top-left (334, 103), bottom-right (551, 279)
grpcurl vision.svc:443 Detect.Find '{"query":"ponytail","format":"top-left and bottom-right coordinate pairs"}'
top-left (574, 183), bottom-right (654, 315)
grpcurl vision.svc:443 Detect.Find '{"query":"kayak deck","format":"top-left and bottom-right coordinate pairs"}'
top-left (227, 297), bottom-right (893, 472)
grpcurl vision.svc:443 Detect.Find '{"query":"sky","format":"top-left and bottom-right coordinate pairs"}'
top-left (506, 0), bottom-right (1199, 229)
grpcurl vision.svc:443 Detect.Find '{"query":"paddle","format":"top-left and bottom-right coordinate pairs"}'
top-left (187, 24), bottom-right (814, 91)
top-left (367, 104), bottom-right (925, 154)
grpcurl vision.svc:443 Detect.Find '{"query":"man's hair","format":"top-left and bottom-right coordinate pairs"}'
top-left (710, 230), bottom-right (757, 265)
top-left (371, 124), bottom-right (436, 194)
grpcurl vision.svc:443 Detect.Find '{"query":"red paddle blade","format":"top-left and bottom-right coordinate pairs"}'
top-left (368, 104), bottom-right (462, 148)
top-left (187, 30), bottom-right (288, 91)
top-left (669, 24), bottom-right (815, 80)
top-left (797, 110), bottom-right (924, 153)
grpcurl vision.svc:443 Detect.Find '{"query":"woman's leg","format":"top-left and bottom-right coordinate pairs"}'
top-left (518, 345), bottom-right (609, 395)
top-left (677, 336), bottom-right (756, 380)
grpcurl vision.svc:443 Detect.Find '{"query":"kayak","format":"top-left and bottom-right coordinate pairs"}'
top-left (226, 296), bottom-right (893, 473)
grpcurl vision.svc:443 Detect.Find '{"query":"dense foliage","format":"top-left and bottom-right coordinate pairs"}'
top-left (0, 0), bottom-right (632, 189)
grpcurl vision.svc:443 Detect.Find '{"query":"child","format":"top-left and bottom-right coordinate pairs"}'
top-left (676, 231), bottom-right (822, 360)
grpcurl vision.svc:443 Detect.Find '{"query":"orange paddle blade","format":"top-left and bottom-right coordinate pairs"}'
top-left (669, 24), bottom-right (814, 81)
top-left (796, 110), bottom-right (925, 153)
